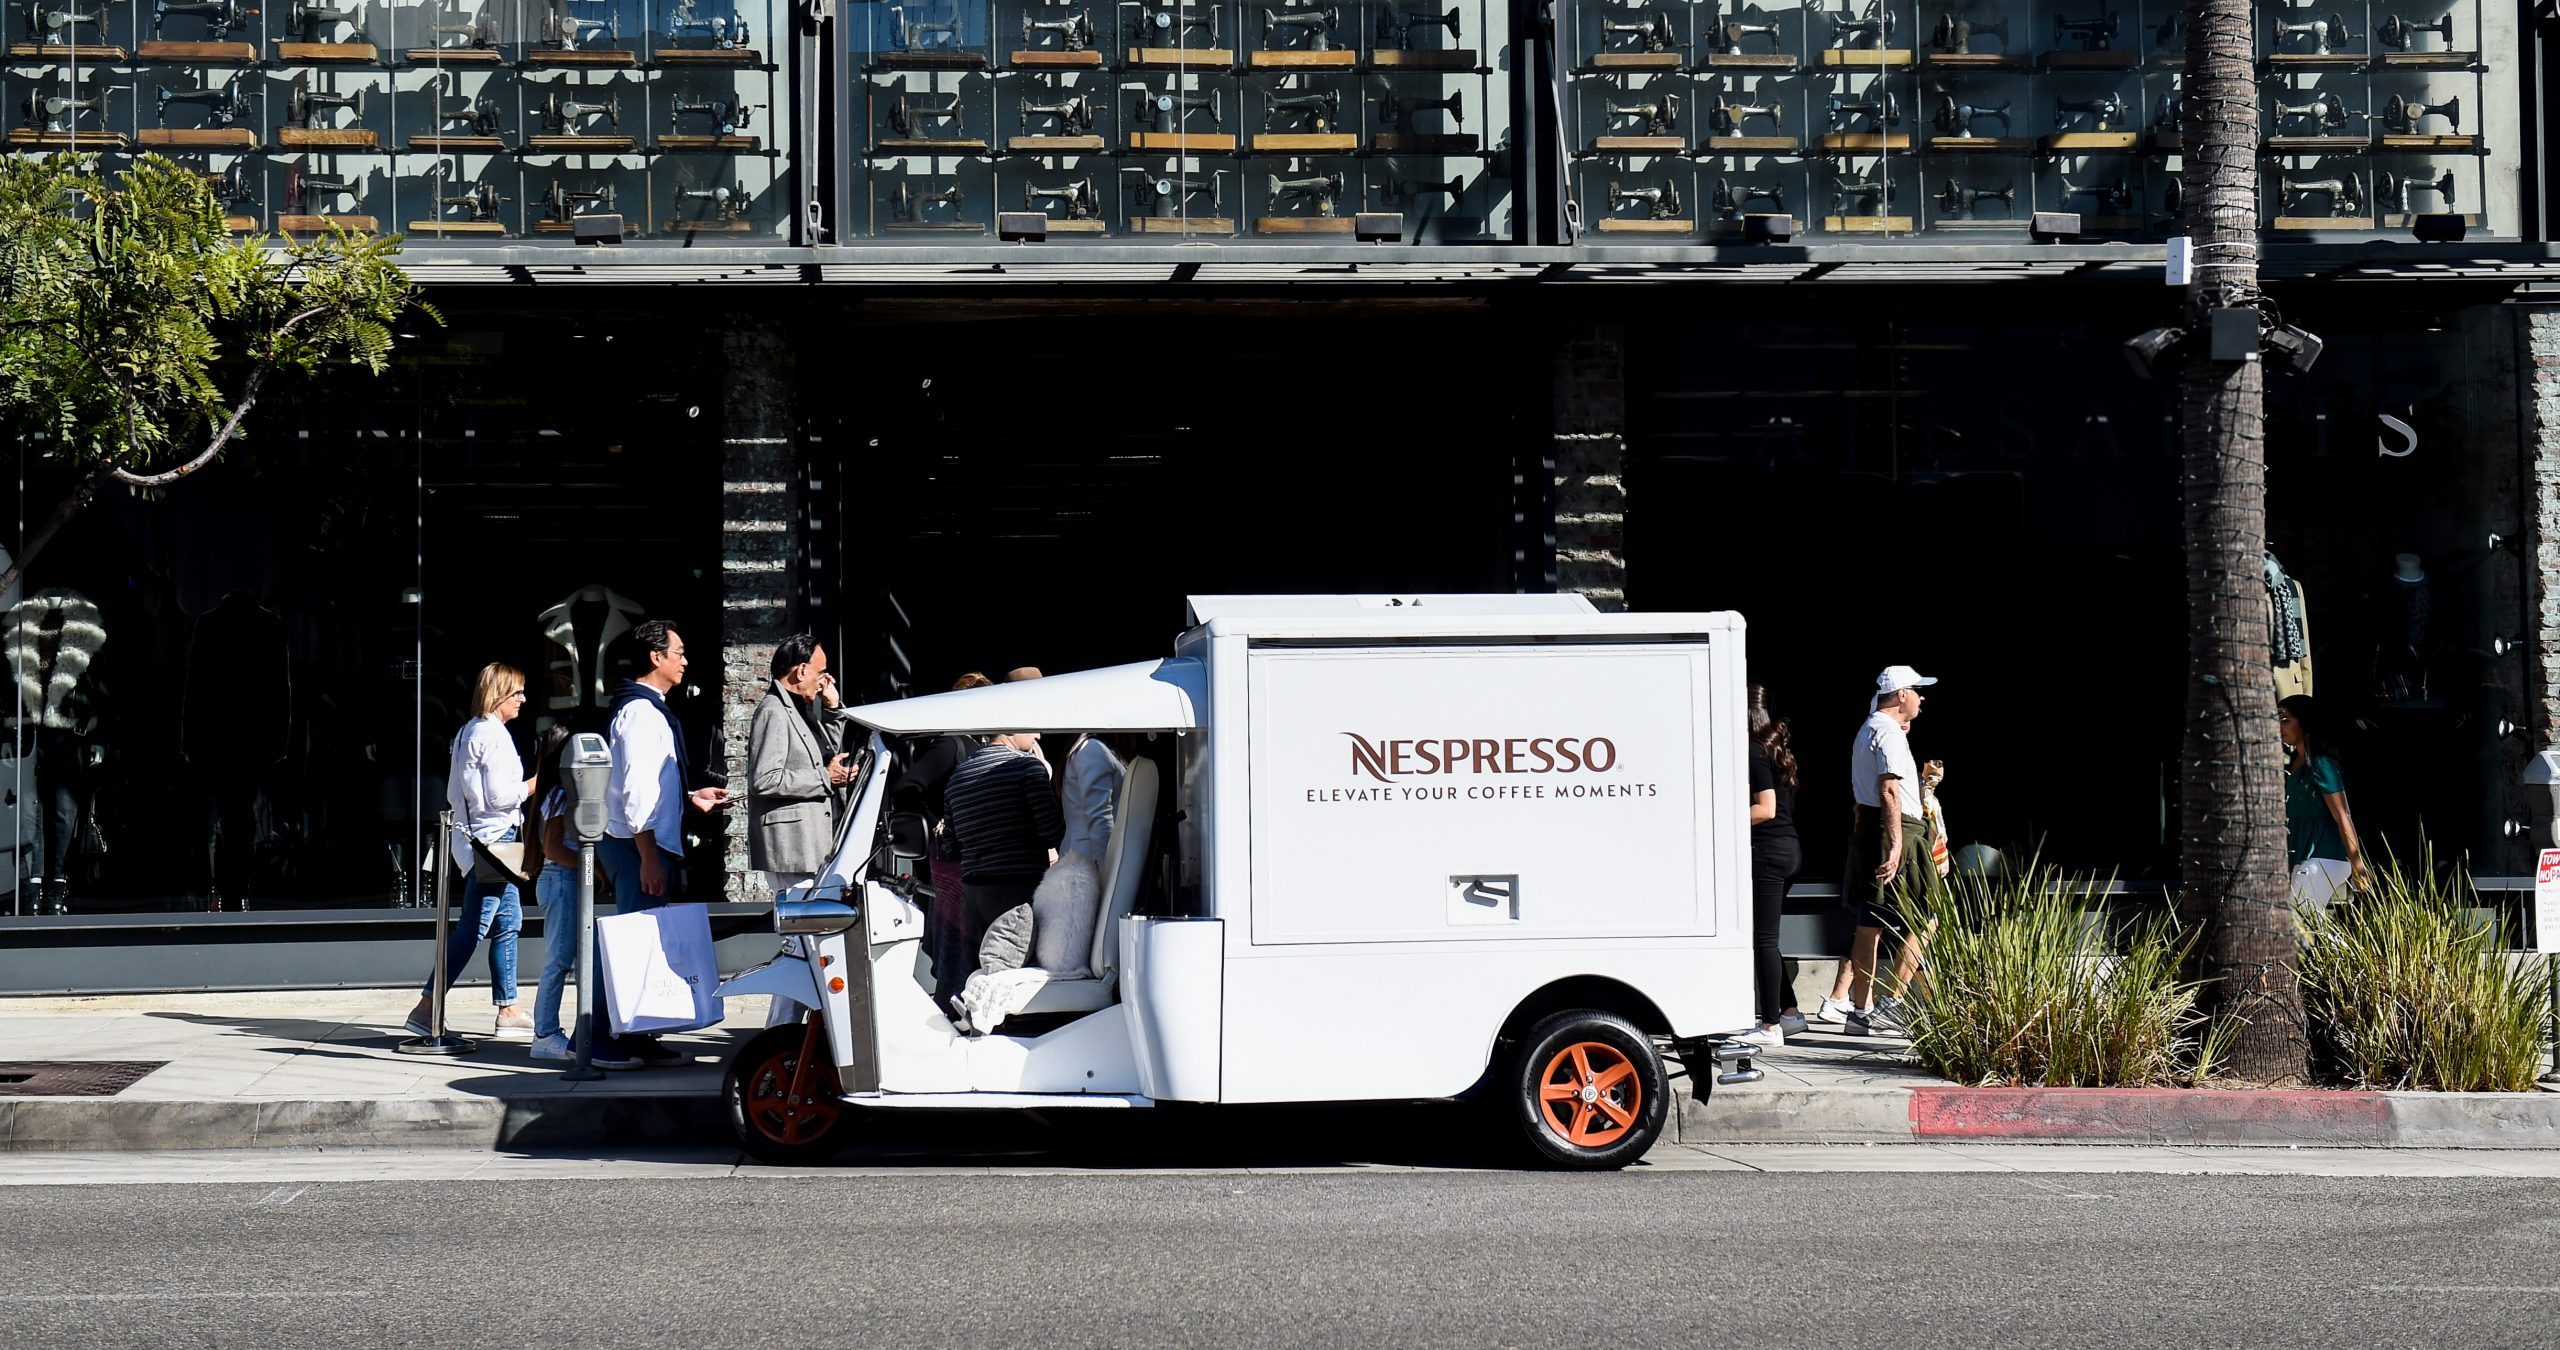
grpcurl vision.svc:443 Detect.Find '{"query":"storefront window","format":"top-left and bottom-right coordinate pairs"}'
top-left (3, 0), bottom-right (796, 243)
top-left (842, 0), bottom-right (1517, 241)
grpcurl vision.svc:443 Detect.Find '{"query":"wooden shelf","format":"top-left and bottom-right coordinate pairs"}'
top-left (1128, 130), bottom-right (1235, 151)
top-left (2377, 51), bottom-right (2478, 69)
top-left (1704, 53), bottom-right (1795, 70)
top-left (137, 40), bottom-right (257, 61)
top-left (1255, 214), bottom-right (1356, 233)
top-left (400, 47), bottom-right (505, 65)
top-left (7, 42), bottom-right (127, 59)
top-left (273, 41), bottom-right (378, 62)
top-left (658, 47), bottom-right (762, 66)
top-left (1591, 52), bottom-right (1683, 71)
top-left (1922, 52), bottom-right (2026, 70)
top-left (279, 128), bottom-right (381, 149)
top-left (525, 134), bottom-right (639, 153)
top-left (1823, 132), bottom-right (1913, 152)
top-left (882, 220), bottom-right (986, 232)
top-left (523, 48), bottom-right (637, 67)
top-left (1011, 49), bottom-right (1104, 67)
top-left (1821, 213), bottom-right (1912, 231)
top-left (2264, 135), bottom-right (2370, 154)
top-left (535, 218), bottom-right (630, 234)
top-left (1927, 136), bottom-right (2031, 153)
top-left (1252, 133), bottom-right (1357, 152)
top-left (658, 134), bottom-right (761, 152)
top-left (2378, 134), bottom-right (2483, 154)
top-left (2270, 214), bottom-right (2371, 230)
top-left (1592, 135), bottom-right (1684, 153)
top-left (1818, 48), bottom-right (1911, 68)
top-left (1246, 50), bottom-right (1358, 69)
top-left (1008, 134), bottom-right (1107, 152)
top-left (1127, 46), bottom-right (1231, 68)
top-left (406, 134), bottom-right (507, 152)
top-left (1373, 49), bottom-right (1476, 70)
top-left (2042, 131), bottom-right (2139, 152)
top-left (1703, 135), bottom-right (1798, 153)
top-left (1595, 217), bottom-right (1695, 232)
top-left (2264, 51), bottom-right (2365, 70)
top-left (405, 220), bottom-right (509, 235)
top-left (138, 127), bottom-right (259, 148)
top-left (876, 137), bottom-right (990, 153)
top-left (279, 213), bottom-right (377, 232)
top-left (873, 50), bottom-right (990, 70)
top-left (1130, 214), bottom-right (1234, 232)
top-left (7, 130), bottom-right (128, 149)
top-left (661, 218), bottom-right (757, 232)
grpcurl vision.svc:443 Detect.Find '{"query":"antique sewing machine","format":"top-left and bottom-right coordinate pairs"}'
top-left (154, 74), bottom-right (253, 126)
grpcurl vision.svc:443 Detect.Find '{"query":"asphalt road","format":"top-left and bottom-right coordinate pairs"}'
top-left (4, 1165), bottom-right (2557, 1348)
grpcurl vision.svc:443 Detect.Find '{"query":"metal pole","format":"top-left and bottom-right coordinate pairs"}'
top-left (2544, 952), bottom-right (2559, 1085)
top-left (397, 810), bottom-right (475, 1055)
top-left (560, 837), bottom-right (606, 1080)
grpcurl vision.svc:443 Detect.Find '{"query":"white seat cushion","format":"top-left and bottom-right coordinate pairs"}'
top-left (1013, 977), bottom-right (1114, 1017)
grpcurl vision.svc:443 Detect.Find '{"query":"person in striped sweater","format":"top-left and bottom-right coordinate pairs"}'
top-left (936, 732), bottom-right (1064, 1007)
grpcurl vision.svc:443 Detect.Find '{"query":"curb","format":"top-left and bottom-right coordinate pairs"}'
top-left (9, 1083), bottom-right (2560, 1153)
top-left (1680, 1083), bottom-right (2560, 1149)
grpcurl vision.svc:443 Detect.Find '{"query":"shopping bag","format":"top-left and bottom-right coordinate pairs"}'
top-left (597, 902), bottom-right (725, 1035)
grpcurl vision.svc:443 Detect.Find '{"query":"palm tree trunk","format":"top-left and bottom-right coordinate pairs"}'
top-left (2175, 0), bottom-right (2309, 1083)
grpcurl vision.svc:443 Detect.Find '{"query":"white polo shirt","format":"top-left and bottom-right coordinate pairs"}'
top-left (1849, 710), bottom-right (1922, 818)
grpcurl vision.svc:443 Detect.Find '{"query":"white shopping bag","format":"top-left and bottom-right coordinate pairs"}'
top-left (597, 902), bottom-right (725, 1035)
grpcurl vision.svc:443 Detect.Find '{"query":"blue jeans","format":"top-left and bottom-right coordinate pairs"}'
top-left (424, 828), bottom-right (521, 1006)
top-left (532, 863), bottom-right (580, 1040)
top-left (589, 835), bottom-right (679, 1049)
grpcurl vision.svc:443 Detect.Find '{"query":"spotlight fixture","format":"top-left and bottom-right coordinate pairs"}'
top-left (2497, 718), bottom-right (2530, 740)
top-left (2123, 325), bottom-right (2184, 379)
top-left (2493, 633), bottom-right (2523, 657)
top-left (2264, 322), bottom-right (2325, 374)
top-left (2411, 212), bottom-right (2466, 242)
top-left (2029, 210), bottom-right (2081, 242)
top-left (1743, 212), bottom-right (1796, 242)
top-left (997, 211), bottom-right (1049, 241)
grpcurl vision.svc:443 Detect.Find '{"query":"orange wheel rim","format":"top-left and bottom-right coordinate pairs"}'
top-left (745, 1025), bottom-right (841, 1146)
top-left (1537, 1041), bottom-right (1641, 1149)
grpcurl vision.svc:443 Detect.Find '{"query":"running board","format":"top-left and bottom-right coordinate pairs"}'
top-left (842, 1092), bottom-right (1154, 1110)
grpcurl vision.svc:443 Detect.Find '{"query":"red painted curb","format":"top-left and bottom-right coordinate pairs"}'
top-left (1910, 1087), bottom-right (2397, 1144)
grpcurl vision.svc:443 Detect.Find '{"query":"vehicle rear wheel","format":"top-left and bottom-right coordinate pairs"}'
top-left (726, 1017), bottom-right (850, 1165)
top-left (1505, 1009), bottom-right (1668, 1170)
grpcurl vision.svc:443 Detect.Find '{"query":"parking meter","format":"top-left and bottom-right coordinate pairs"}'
top-left (565, 733), bottom-right (612, 845)
top-left (561, 732), bottom-right (613, 1080)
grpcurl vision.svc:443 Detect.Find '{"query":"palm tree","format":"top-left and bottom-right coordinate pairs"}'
top-left (2172, 0), bottom-right (2309, 1082)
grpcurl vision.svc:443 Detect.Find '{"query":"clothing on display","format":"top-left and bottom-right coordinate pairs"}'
top-left (2375, 553), bottom-right (2432, 704)
top-left (537, 585), bottom-right (649, 714)
top-left (2264, 553), bottom-right (2314, 699)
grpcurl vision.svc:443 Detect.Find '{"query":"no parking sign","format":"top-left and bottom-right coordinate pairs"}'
top-left (2537, 850), bottom-right (2560, 953)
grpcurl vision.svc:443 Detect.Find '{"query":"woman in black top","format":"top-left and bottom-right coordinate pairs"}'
top-left (1746, 688), bottom-right (1804, 1044)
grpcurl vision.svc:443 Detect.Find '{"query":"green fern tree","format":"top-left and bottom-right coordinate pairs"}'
top-left (0, 153), bottom-right (425, 597)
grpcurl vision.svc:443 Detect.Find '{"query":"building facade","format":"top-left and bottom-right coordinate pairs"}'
top-left (4, 0), bottom-right (2560, 989)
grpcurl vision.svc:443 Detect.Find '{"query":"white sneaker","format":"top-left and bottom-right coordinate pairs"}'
top-left (530, 1032), bottom-right (575, 1061)
top-left (1778, 1009), bottom-right (1810, 1036)
top-left (1816, 996), bottom-right (1859, 1025)
top-left (1736, 1024), bottom-right (1785, 1050)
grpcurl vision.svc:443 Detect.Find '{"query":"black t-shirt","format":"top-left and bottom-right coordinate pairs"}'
top-left (1748, 742), bottom-right (1798, 844)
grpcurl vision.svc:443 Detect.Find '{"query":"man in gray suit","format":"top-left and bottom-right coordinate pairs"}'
top-left (747, 633), bottom-right (856, 896)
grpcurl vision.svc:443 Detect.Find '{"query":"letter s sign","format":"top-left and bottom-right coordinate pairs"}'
top-left (2377, 412), bottom-right (2418, 459)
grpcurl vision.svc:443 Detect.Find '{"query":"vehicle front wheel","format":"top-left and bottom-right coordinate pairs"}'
top-left (1505, 1009), bottom-right (1668, 1170)
top-left (726, 1018), bottom-right (851, 1165)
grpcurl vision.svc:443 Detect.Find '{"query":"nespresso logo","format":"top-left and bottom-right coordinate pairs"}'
top-left (1344, 733), bottom-right (1619, 784)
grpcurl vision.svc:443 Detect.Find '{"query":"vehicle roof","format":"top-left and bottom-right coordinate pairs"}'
top-left (845, 658), bottom-right (1207, 735)
top-left (1184, 594), bottom-right (1600, 624)
top-left (1182, 594), bottom-right (1743, 642)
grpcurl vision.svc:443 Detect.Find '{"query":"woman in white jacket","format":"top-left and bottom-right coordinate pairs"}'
top-left (405, 664), bottom-right (537, 1038)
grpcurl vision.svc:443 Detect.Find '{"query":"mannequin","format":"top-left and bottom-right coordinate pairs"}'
top-left (2376, 552), bottom-right (2431, 704)
top-left (7, 588), bottom-right (106, 914)
top-left (182, 591), bottom-right (289, 911)
top-left (535, 584), bottom-right (649, 714)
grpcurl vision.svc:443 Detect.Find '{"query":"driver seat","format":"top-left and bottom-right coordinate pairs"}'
top-left (1009, 754), bottom-right (1158, 1018)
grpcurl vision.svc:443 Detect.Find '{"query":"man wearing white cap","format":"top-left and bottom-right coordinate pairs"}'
top-left (1826, 664), bottom-right (1937, 1037)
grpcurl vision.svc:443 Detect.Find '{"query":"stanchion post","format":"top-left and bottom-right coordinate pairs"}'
top-left (397, 810), bottom-right (477, 1057)
top-left (559, 734), bottom-right (614, 1081)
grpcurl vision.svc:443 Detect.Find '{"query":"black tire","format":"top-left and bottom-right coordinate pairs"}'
top-left (725, 1020), bottom-right (853, 1165)
top-left (1504, 1009), bottom-right (1669, 1170)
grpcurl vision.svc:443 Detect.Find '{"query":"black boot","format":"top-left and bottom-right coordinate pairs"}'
top-left (44, 877), bottom-right (68, 916)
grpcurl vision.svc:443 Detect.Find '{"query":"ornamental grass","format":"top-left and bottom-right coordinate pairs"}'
top-left (2297, 848), bottom-right (2554, 1093)
top-left (1895, 863), bottom-right (2210, 1088)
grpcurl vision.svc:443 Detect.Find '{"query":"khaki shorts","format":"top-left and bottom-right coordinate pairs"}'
top-left (1844, 806), bottom-right (1933, 930)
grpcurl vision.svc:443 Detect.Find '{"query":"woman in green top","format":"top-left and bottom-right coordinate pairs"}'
top-left (2278, 694), bottom-right (2369, 908)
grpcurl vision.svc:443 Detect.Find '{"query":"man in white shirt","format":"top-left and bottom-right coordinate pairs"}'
top-left (1825, 665), bottom-right (1938, 1037)
top-left (587, 619), bottom-right (729, 1067)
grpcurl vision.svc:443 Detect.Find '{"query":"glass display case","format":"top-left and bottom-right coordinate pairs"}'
top-left (843, 0), bottom-right (1512, 241)
top-left (1555, 0), bottom-right (2515, 244)
top-left (4, 0), bottom-right (791, 240)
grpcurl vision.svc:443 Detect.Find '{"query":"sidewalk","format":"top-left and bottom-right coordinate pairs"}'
top-left (3, 989), bottom-right (2558, 1153)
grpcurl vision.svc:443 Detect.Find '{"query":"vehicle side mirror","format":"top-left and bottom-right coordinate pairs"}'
top-left (887, 811), bottom-right (929, 861)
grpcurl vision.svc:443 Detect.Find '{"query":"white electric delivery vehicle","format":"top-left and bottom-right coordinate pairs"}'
top-left (717, 594), bottom-right (1763, 1169)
